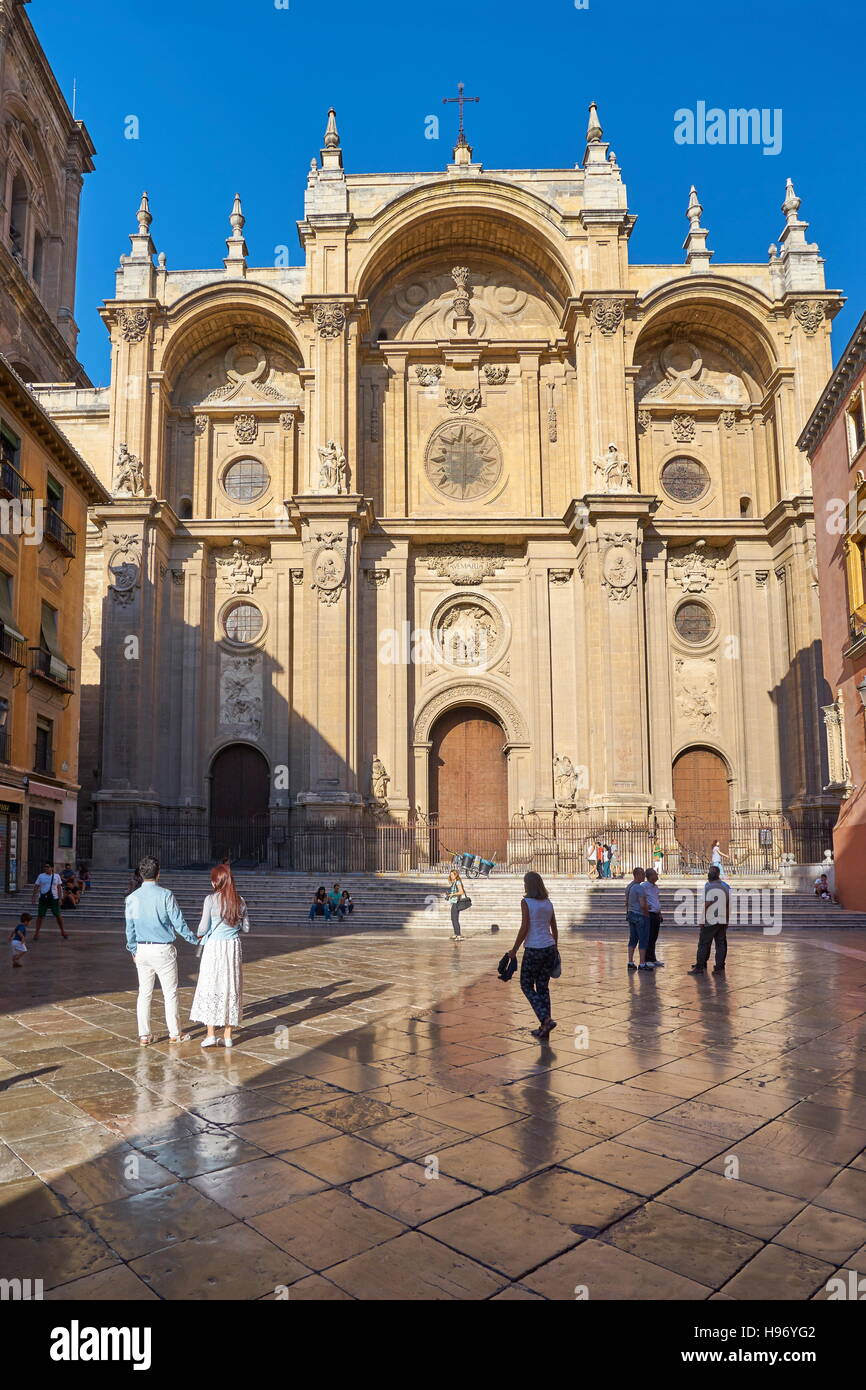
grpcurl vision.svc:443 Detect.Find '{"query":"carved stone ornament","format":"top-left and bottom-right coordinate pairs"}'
top-left (547, 382), bottom-right (557, 443)
top-left (215, 538), bottom-right (270, 595)
top-left (601, 534), bottom-right (638, 602)
top-left (592, 298), bottom-right (625, 335)
top-left (423, 542), bottom-right (508, 586)
top-left (444, 387), bottom-right (482, 415)
top-left (637, 409), bottom-right (651, 435)
top-left (450, 265), bottom-right (473, 325)
top-left (434, 598), bottom-right (501, 670)
top-left (425, 420), bottom-right (502, 500)
top-left (484, 365), bottom-right (509, 385)
top-left (279, 412), bottom-right (294, 431)
top-left (592, 442), bottom-right (633, 492)
top-left (720, 410), bottom-right (736, 430)
top-left (364, 569), bottom-right (390, 587)
top-left (194, 415), bottom-right (208, 436)
top-left (116, 307), bottom-right (150, 343)
top-left (201, 340), bottom-right (286, 404)
top-left (675, 656), bottom-right (717, 732)
top-left (234, 413), bottom-right (258, 445)
top-left (107, 543), bottom-right (141, 606)
top-left (549, 569), bottom-right (573, 585)
top-left (369, 384), bottom-right (379, 443)
top-left (668, 540), bottom-right (724, 593)
top-left (220, 653), bottom-right (263, 736)
top-left (112, 443), bottom-right (147, 498)
top-left (313, 303), bottom-right (346, 339)
top-left (111, 532), bottom-right (139, 554)
top-left (315, 440), bottom-right (350, 494)
top-left (370, 755), bottom-right (390, 805)
top-left (415, 365), bottom-right (442, 387)
top-left (672, 414), bottom-right (696, 443)
top-left (290, 568), bottom-right (304, 585)
top-left (311, 537), bottom-right (347, 606)
top-left (791, 300), bottom-right (826, 337)
top-left (755, 569), bottom-right (770, 588)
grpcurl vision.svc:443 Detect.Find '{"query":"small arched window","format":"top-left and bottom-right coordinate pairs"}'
top-left (739, 495), bottom-right (753, 518)
top-left (178, 496), bottom-right (193, 520)
top-left (9, 173), bottom-right (28, 265)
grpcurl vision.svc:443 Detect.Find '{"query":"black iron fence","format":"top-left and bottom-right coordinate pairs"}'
top-left (127, 811), bottom-right (836, 875)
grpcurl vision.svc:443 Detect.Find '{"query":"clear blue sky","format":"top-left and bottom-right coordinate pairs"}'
top-left (31, 0), bottom-right (864, 385)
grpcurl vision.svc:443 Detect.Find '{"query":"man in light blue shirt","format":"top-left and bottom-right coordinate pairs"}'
top-left (125, 856), bottom-right (198, 1044)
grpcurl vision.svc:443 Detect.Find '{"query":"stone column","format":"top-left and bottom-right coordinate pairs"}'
top-left (643, 539), bottom-right (674, 811)
top-left (292, 494), bottom-right (371, 821)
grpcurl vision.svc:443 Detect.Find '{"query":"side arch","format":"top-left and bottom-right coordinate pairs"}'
top-left (413, 681), bottom-right (528, 746)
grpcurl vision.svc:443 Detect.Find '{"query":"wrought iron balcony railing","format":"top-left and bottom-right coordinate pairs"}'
top-left (43, 506), bottom-right (76, 557)
top-left (29, 647), bottom-right (74, 693)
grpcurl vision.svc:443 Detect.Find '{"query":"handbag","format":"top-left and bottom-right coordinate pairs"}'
top-left (550, 950), bottom-right (562, 979)
top-left (457, 895), bottom-right (472, 910)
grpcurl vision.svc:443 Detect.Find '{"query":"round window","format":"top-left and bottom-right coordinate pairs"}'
top-left (674, 600), bottom-right (715, 644)
top-left (661, 456), bottom-right (710, 502)
top-left (224, 602), bottom-right (263, 645)
top-left (223, 458), bottom-right (269, 502)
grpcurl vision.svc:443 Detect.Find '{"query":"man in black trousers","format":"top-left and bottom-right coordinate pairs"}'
top-left (689, 864), bottom-right (730, 975)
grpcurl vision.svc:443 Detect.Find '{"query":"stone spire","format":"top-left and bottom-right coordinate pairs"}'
top-left (579, 100), bottom-right (629, 229)
top-left (586, 101), bottom-right (603, 144)
top-left (224, 192), bottom-right (248, 273)
top-left (582, 100), bottom-right (609, 168)
top-left (683, 185), bottom-right (713, 273)
top-left (320, 107), bottom-right (343, 172)
top-left (127, 190), bottom-right (156, 260)
top-left (776, 176), bottom-right (824, 292)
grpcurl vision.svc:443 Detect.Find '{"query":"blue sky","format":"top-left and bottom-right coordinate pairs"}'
top-left (32, 0), bottom-right (864, 385)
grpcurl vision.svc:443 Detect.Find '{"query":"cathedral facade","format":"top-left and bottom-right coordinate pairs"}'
top-left (36, 106), bottom-right (841, 868)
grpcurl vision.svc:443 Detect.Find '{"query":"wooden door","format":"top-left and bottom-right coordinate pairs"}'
top-left (430, 706), bottom-right (508, 859)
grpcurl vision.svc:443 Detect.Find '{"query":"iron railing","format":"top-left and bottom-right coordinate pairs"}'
top-left (0, 458), bottom-right (32, 503)
top-left (43, 506), bottom-right (76, 557)
top-left (126, 810), bottom-right (837, 874)
top-left (0, 627), bottom-right (25, 666)
top-left (29, 647), bottom-right (74, 692)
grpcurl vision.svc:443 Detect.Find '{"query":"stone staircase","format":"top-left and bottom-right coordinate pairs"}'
top-left (20, 870), bottom-right (866, 933)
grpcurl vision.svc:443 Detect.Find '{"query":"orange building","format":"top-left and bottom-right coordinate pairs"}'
top-left (0, 354), bottom-right (109, 889)
top-left (799, 310), bottom-right (866, 908)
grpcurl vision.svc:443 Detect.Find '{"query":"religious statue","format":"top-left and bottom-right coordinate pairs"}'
top-left (113, 442), bottom-right (147, 497)
top-left (316, 440), bottom-right (349, 494)
top-left (592, 442), bottom-right (633, 493)
top-left (554, 754), bottom-right (578, 807)
top-left (371, 756), bottom-right (390, 803)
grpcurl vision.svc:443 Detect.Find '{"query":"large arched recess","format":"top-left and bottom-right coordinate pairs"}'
top-left (353, 179), bottom-right (575, 313)
top-left (157, 284), bottom-right (307, 391)
top-left (629, 280), bottom-right (779, 388)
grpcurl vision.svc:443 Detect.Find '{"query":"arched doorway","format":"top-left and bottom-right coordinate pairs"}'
top-left (210, 744), bottom-right (270, 865)
top-left (672, 747), bottom-right (731, 868)
top-left (430, 705), bottom-right (508, 860)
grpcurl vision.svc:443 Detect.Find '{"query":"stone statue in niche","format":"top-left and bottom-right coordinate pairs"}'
top-left (316, 440), bottom-right (349, 494)
top-left (592, 442), bottom-right (633, 492)
top-left (554, 754), bottom-right (578, 807)
top-left (371, 756), bottom-right (390, 803)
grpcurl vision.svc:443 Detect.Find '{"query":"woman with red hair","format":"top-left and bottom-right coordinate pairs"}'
top-left (191, 862), bottom-right (250, 1048)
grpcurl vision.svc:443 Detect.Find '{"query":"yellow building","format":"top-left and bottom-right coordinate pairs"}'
top-left (0, 353), bottom-right (109, 888)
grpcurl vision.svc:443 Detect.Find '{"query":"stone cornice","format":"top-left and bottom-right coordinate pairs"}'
top-left (798, 308), bottom-right (866, 456)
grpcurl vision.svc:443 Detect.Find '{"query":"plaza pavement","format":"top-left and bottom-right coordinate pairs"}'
top-left (1, 915), bottom-right (865, 1301)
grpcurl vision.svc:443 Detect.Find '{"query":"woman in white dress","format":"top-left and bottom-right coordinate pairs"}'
top-left (191, 863), bottom-right (249, 1048)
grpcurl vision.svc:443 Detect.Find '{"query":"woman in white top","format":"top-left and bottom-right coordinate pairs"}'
top-left (191, 863), bottom-right (250, 1048)
top-left (507, 871), bottom-right (559, 1039)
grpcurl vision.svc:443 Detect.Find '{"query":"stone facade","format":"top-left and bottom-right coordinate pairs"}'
top-left (0, 0), bottom-right (94, 383)
top-left (34, 105), bottom-right (842, 864)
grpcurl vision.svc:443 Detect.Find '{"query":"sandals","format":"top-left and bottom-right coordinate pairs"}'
top-left (139, 1034), bottom-right (154, 1047)
top-left (169, 1032), bottom-right (191, 1043)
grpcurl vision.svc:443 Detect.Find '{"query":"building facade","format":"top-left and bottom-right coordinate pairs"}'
top-left (36, 107), bottom-right (841, 869)
top-left (0, 0), bottom-right (94, 384)
top-left (799, 311), bottom-right (866, 908)
top-left (0, 353), bottom-right (109, 887)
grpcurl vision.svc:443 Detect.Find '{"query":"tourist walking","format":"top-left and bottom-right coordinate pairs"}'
top-left (507, 871), bottom-right (559, 1038)
top-left (31, 862), bottom-right (68, 941)
top-left (689, 864), bottom-right (731, 975)
top-left (191, 863), bottom-right (250, 1048)
top-left (125, 856), bottom-right (198, 1045)
top-left (601, 843), bottom-right (612, 878)
top-left (626, 866), bottom-right (653, 971)
top-left (308, 886), bottom-right (331, 922)
top-left (644, 867), bottom-right (664, 966)
top-left (447, 867), bottom-right (470, 940)
top-left (652, 843), bottom-right (664, 876)
top-left (710, 839), bottom-right (730, 871)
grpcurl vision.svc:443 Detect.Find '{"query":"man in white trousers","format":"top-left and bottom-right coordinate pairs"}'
top-left (125, 855), bottom-right (199, 1045)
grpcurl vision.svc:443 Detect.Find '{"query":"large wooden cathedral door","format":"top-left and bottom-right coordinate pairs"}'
top-left (672, 747), bottom-right (731, 865)
top-left (430, 706), bottom-right (508, 860)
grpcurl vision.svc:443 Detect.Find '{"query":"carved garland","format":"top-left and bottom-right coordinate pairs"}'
top-left (592, 299), bottom-right (626, 335)
top-left (116, 307), bottom-right (150, 343)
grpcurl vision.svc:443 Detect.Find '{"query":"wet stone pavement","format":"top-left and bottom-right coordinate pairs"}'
top-left (1, 920), bottom-right (866, 1301)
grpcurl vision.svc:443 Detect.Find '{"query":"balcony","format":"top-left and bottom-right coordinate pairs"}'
top-left (0, 457), bottom-right (33, 504)
top-left (29, 647), bottom-right (74, 693)
top-left (0, 727), bottom-right (9, 764)
top-left (33, 741), bottom-right (55, 777)
top-left (43, 506), bottom-right (76, 558)
top-left (0, 627), bottom-right (25, 667)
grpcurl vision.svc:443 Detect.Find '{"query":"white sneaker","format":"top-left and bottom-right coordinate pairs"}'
top-left (201, 1036), bottom-right (217, 1048)
top-left (223, 1038), bottom-right (234, 1048)
top-left (651, 959), bottom-right (665, 967)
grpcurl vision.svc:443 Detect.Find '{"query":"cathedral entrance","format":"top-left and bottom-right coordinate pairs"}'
top-left (430, 706), bottom-right (508, 861)
top-left (209, 744), bottom-right (270, 865)
top-left (672, 747), bottom-right (731, 869)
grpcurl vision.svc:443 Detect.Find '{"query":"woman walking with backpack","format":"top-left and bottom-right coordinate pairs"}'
top-left (506, 871), bottom-right (560, 1039)
top-left (191, 863), bottom-right (250, 1048)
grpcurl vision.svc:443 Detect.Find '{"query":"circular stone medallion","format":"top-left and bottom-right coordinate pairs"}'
top-left (425, 420), bottom-right (503, 501)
